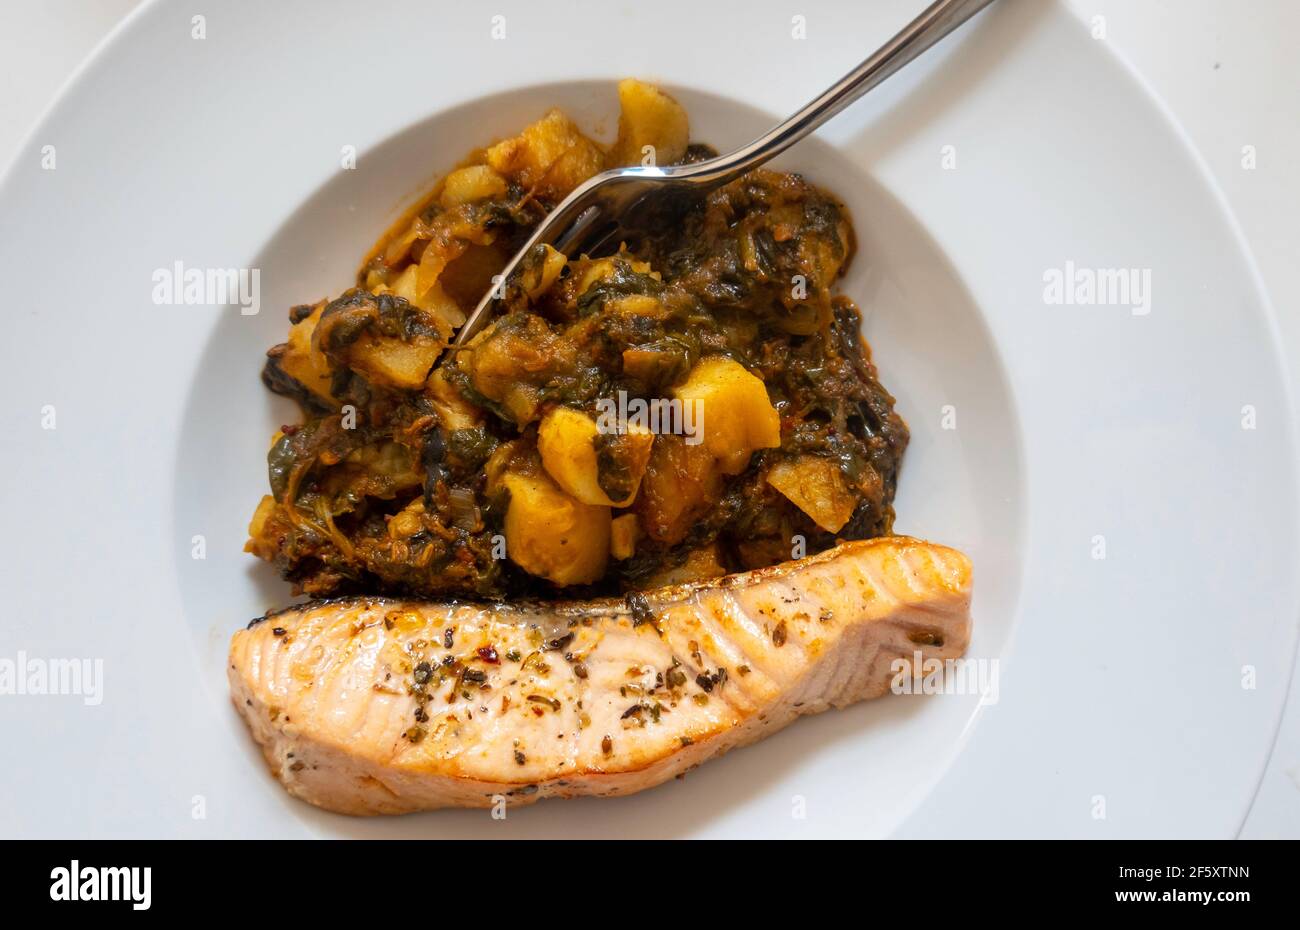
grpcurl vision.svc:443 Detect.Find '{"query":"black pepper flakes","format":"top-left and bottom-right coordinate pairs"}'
top-left (545, 632), bottom-right (575, 652)
top-left (627, 592), bottom-right (655, 627)
top-left (773, 620), bottom-right (788, 647)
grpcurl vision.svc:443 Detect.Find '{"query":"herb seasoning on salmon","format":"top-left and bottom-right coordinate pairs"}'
top-left (230, 537), bottom-right (971, 814)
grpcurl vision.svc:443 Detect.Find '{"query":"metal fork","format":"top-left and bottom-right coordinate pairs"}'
top-left (453, 0), bottom-right (997, 348)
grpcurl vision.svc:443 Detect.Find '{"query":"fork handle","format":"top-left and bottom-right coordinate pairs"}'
top-left (673, 0), bottom-right (997, 186)
top-left (452, 0), bottom-right (996, 349)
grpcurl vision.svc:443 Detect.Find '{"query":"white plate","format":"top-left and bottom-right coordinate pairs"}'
top-left (0, 0), bottom-right (1294, 838)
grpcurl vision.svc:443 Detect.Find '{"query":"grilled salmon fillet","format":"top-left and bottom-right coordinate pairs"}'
top-left (229, 536), bottom-right (972, 815)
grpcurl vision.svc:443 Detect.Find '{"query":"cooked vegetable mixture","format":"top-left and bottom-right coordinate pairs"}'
top-left (247, 80), bottom-right (908, 598)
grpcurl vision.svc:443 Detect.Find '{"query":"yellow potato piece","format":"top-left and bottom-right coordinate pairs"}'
top-left (609, 79), bottom-right (689, 168)
top-left (485, 109), bottom-right (604, 199)
top-left (672, 356), bottom-right (781, 474)
top-left (766, 456), bottom-right (858, 533)
top-left (610, 513), bottom-right (640, 560)
top-left (544, 139), bottom-right (605, 200)
top-left (439, 165), bottom-right (507, 208)
top-left (423, 369), bottom-right (482, 431)
top-left (571, 252), bottom-right (657, 295)
top-left (607, 294), bottom-right (667, 320)
top-left (278, 303), bottom-right (334, 403)
top-left (387, 266), bottom-right (466, 328)
top-left (538, 406), bottom-right (653, 507)
top-left (633, 434), bottom-right (721, 546)
top-left (345, 333), bottom-right (443, 391)
top-left (503, 471), bottom-right (610, 586)
top-left (522, 244), bottom-right (568, 301)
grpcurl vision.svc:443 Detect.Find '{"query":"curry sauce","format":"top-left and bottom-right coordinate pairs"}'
top-left (247, 80), bottom-right (908, 599)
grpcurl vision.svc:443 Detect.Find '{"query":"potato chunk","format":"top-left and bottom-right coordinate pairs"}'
top-left (386, 265), bottom-right (465, 328)
top-left (277, 302), bottom-right (334, 403)
top-left (672, 356), bottom-right (781, 474)
top-left (457, 314), bottom-right (568, 426)
top-left (439, 164), bottom-right (508, 208)
top-left (570, 251), bottom-right (657, 294)
top-left (538, 406), bottom-right (653, 507)
top-left (423, 369), bottom-right (483, 431)
top-left (521, 244), bottom-right (568, 301)
top-left (342, 334), bottom-right (441, 391)
top-left (544, 138), bottom-right (606, 200)
top-left (485, 109), bottom-right (605, 200)
top-left (503, 471), bottom-right (610, 585)
top-left (609, 79), bottom-right (689, 168)
top-left (610, 513), bottom-right (640, 560)
top-left (634, 434), bottom-right (722, 545)
top-left (314, 289), bottom-right (449, 391)
top-left (766, 456), bottom-right (858, 533)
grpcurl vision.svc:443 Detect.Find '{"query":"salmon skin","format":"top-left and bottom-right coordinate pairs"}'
top-left (229, 536), bottom-right (972, 815)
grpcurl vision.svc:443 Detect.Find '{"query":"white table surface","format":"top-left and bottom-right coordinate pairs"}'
top-left (1, 0), bottom-right (1295, 838)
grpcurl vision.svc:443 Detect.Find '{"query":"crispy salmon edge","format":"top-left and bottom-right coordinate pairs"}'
top-left (241, 535), bottom-right (971, 630)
